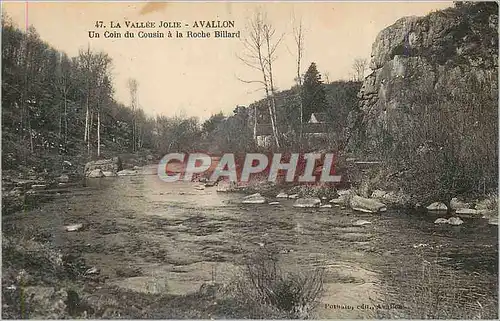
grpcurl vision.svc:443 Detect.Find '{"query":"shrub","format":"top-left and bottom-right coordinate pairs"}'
top-left (226, 250), bottom-right (325, 319)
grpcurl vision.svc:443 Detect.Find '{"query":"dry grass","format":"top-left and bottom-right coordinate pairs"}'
top-left (224, 250), bottom-right (326, 319)
top-left (376, 254), bottom-right (498, 319)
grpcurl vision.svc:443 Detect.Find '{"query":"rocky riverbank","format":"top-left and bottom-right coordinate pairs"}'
top-left (209, 166), bottom-right (498, 226)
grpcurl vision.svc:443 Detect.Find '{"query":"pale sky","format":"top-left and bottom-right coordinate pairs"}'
top-left (3, 1), bottom-right (453, 120)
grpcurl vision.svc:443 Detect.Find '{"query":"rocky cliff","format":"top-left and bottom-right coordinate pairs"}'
top-left (357, 2), bottom-right (498, 153)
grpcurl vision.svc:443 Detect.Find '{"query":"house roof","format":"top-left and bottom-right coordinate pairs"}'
top-left (255, 123), bottom-right (328, 136)
top-left (310, 112), bottom-right (328, 123)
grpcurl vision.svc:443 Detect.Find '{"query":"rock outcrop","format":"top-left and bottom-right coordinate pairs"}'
top-left (356, 3), bottom-right (498, 151)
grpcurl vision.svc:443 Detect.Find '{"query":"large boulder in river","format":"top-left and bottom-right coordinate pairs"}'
top-left (293, 197), bottom-right (321, 208)
top-left (448, 217), bottom-right (464, 226)
top-left (84, 157), bottom-right (122, 177)
top-left (349, 195), bottom-right (387, 213)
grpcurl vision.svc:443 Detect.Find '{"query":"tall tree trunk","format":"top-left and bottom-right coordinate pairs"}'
top-left (27, 109), bottom-right (33, 153)
top-left (97, 110), bottom-right (101, 157)
top-left (84, 96), bottom-right (89, 142)
top-left (64, 92), bottom-right (68, 147)
top-left (88, 110), bottom-right (92, 155)
top-left (253, 105), bottom-right (257, 143)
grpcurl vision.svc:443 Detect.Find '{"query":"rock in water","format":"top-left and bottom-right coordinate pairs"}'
top-left (276, 192), bottom-right (288, 198)
top-left (65, 223), bottom-right (83, 232)
top-left (269, 201), bottom-right (280, 205)
top-left (448, 217), bottom-right (464, 226)
top-left (242, 193), bottom-right (266, 204)
top-left (353, 219), bottom-right (372, 226)
top-left (87, 169), bottom-right (104, 178)
top-left (350, 195), bottom-right (387, 213)
top-left (293, 197), bottom-right (321, 208)
top-left (426, 202), bottom-right (448, 212)
top-left (434, 218), bottom-right (449, 224)
top-left (455, 208), bottom-right (479, 217)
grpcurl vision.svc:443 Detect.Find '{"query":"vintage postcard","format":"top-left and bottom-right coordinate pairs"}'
top-left (1, 0), bottom-right (498, 319)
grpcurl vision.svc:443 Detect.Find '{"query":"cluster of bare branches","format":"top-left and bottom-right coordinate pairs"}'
top-left (352, 58), bottom-right (368, 81)
top-left (237, 10), bottom-right (284, 148)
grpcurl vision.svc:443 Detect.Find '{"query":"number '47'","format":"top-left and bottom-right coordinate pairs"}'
top-left (95, 21), bottom-right (104, 28)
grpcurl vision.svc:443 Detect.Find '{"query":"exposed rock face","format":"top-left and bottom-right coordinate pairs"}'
top-left (357, 3), bottom-right (498, 151)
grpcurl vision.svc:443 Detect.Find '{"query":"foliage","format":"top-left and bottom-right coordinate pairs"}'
top-left (301, 62), bottom-right (328, 123)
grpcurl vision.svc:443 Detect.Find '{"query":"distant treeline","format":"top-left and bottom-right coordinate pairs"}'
top-left (1, 13), bottom-right (361, 173)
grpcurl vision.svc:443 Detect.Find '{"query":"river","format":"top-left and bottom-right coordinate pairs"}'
top-left (3, 165), bottom-right (498, 319)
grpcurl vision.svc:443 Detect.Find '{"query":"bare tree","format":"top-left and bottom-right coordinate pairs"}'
top-left (237, 9), bottom-right (283, 148)
top-left (324, 71), bottom-right (330, 84)
top-left (128, 78), bottom-right (138, 152)
top-left (292, 15), bottom-right (305, 143)
top-left (78, 47), bottom-right (112, 156)
top-left (352, 58), bottom-right (368, 81)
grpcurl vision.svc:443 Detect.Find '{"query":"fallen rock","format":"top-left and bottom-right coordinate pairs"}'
top-left (353, 219), bottom-right (372, 226)
top-left (426, 202), bottom-right (448, 212)
top-left (242, 193), bottom-right (266, 204)
top-left (269, 201), bottom-right (280, 205)
top-left (350, 195), bottom-right (387, 213)
top-left (450, 197), bottom-right (471, 210)
top-left (87, 169), bottom-right (104, 178)
top-left (276, 192), bottom-right (288, 198)
top-left (288, 194), bottom-right (299, 199)
top-left (320, 204), bottom-right (332, 208)
top-left (293, 197), bottom-right (321, 208)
